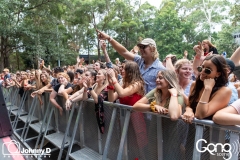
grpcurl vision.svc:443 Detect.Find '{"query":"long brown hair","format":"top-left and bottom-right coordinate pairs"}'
top-left (122, 61), bottom-right (145, 95)
top-left (189, 55), bottom-right (228, 107)
top-left (202, 39), bottom-right (216, 49)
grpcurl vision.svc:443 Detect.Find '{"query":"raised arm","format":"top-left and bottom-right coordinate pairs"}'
top-left (97, 30), bottom-right (135, 61)
top-left (168, 88), bottom-right (182, 121)
top-left (165, 55), bottom-right (175, 71)
top-left (195, 79), bottom-right (231, 119)
top-left (230, 46), bottom-right (240, 66)
top-left (107, 68), bottom-right (139, 98)
top-left (100, 40), bottom-right (111, 63)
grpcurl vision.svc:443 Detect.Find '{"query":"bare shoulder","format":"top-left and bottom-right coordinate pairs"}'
top-left (215, 86), bottom-right (232, 96)
top-left (219, 86), bottom-right (231, 93)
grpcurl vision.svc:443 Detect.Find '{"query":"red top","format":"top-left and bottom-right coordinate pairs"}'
top-left (119, 93), bottom-right (142, 106)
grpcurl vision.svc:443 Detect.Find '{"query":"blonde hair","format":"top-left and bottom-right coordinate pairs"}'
top-left (174, 59), bottom-right (192, 72)
top-left (57, 72), bottom-right (70, 82)
top-left (154, 70), bottom-right (181, 107)
top-left (149, 44), bottom-right (159, 60)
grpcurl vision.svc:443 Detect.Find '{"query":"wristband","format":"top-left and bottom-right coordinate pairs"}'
top-left (107, 36), bottom-right (113, 42)
top-left (88, 87), bottom-right (93, 91)
top-left (199, 101), bottom-right (207, 104)
top-left (107, 85), bottom-right (115, 90)
top-left (195, 56), bottom-right (200, 60)
top-left (171, 93), bottom-right (178, 97)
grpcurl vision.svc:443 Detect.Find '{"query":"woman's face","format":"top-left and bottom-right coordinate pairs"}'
top-left (30, 73), bottom-right (35, 80)
top-left (120, 63), bottom-right (125, 78)
top-left (202, 42), bottom-right (209, 50)
top-left (156, 72), bottom-right (169, 89)
top-left (41, 74), bottom-right (48, 83)
top-left (94, 62), bottom-right (100, 71)
top-left (177, 63), bottom-right (192, 80)
top-left (76, 75), bottom-right (83, 85)
top-left (199, 60), bottom-right (220, 81)
top-left (83, 71), bottom-right (93, 81)
top-left (21, 73), bottom-right (27, 80)
top-left (57, 75), bottom-right (66, 84)
top-left (138, 45), bottom-right (152, 60)
top-left (96, 70), bottom-right (105, 82)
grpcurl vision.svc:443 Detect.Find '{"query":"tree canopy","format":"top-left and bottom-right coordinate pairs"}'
top-left (0, 0), bottom-right (239, 71)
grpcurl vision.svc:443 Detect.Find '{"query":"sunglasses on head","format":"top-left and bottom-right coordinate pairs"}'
top-left (138, 45), bottom-right (148, 50)
top-left (197, 66), bottom-right (212, 74)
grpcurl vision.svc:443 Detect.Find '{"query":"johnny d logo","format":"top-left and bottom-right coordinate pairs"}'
top-left (196, 139), bottom-right (232, 160)
top-left (2, 140), bottom-right (51, 157)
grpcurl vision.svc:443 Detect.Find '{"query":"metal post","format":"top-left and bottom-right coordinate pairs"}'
top-left (193, 125), bottom-right (204, 160)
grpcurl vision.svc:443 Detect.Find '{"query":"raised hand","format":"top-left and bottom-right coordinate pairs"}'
top-left (168, 88), bottom-right (178, 96)
top-left (62, 78), bottom-right (68, 87)
top-left (204, 78), bottom-right (215, 90)
top-left (77, 56), bottom-right (80, 63)
top-left (100, 40), bottom-right (107, 50)
top-left (107, 68), bottom-right (116, 78)
top-left (96, 30), bottom-right (110, 40)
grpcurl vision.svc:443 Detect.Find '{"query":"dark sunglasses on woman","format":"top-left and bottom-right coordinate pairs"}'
top-left (197, 66), bottom-right (212, 74)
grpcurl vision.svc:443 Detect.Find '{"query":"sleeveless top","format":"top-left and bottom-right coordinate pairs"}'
top-left (191, 102), bottom-right (213, 120)
top-left (119, 93), bottom-right (142, 106)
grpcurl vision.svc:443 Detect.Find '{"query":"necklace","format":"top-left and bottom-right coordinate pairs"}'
top-left (160, 96), bottom-right (170, 103)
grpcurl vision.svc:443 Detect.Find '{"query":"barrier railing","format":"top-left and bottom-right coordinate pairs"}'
top-left (2, 86), bottom-right (240, 160)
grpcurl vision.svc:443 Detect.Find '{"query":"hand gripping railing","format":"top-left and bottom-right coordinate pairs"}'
top-left (2, 87), bottom-right (240, 160)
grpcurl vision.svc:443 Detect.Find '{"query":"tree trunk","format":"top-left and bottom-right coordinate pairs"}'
top-left (0, 36), bottom-right (3, 71)
top-left (0, 36), bottom-right (10, 71)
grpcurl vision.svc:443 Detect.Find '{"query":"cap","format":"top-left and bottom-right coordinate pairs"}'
top-left (115, 58), bottom-right (119, 61)
top-left (225, 58), bottom-right (235, 74)
top-left (137, 38), bottom-right (156, 47)
top-left (3, 68), bottom-right (9, 72)
top-left (75, 69), bottom-right (83, 74)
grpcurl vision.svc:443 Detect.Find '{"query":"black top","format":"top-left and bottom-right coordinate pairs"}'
top-left (204, 47), bottom-right (218, 56)
top-left (51, 78), bottom-right (59, 88)
top-left (191, 102), bottom-right (213, 120)
top-left (54, 83), bottom-right (72, 93)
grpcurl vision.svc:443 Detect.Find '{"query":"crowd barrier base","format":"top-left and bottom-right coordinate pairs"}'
top-left (1, 86), bottom-right (240, 160)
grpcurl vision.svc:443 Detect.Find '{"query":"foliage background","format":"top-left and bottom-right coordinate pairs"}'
top-left (0, 0), bottom-right (240, 72)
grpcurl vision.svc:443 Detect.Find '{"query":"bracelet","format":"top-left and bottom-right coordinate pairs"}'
top-left (199, 101), bottom-right (208, 104)
top-left (112, 81), bottom-right (117, 85)
top-left (107, 36), bottom-right (113, 42)
top-left (107, 85), bottom-right (114, 90)
top-left (88, 87), bottom-right (93, 91)
top-left (195, 56), bottom-right (200, 60)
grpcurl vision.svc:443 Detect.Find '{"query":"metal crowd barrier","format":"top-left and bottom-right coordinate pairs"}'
top-left (1, 86), bottom-right (240, 160)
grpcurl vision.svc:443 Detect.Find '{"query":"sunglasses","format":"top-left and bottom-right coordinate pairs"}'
top-left (197, 66), bottom-right (212, 74)
top-left (138, 45), bottom-right (148, 50)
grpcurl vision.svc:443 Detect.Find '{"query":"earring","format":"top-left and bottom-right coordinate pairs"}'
top-left (214, 77), bottom-right (218, 81)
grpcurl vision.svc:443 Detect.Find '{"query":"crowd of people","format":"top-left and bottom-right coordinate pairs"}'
top-left (1, 30), bottom-right (240, 141)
